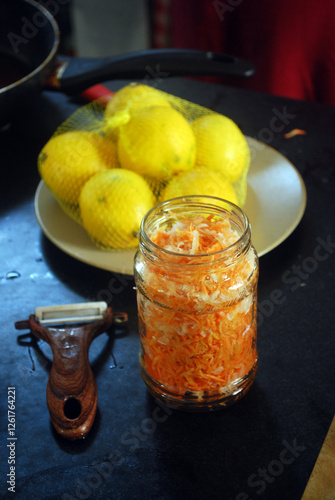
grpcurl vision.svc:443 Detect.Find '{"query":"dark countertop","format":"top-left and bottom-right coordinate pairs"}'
top-left (0, 76), bottom-right (334, 500)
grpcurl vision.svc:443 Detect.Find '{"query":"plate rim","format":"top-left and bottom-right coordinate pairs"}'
top-left (246, 137), bottom-right (307, 256)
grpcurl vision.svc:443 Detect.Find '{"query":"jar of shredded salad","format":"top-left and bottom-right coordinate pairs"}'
top-left (134, 196), bottom-right (259, 410)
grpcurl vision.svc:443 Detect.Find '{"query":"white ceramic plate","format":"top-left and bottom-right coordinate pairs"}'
top-left (34, 137), bottom-right (307, 275)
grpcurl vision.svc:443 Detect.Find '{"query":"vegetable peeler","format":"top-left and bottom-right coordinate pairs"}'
top-left (15, 302), bottom-right (127, 440)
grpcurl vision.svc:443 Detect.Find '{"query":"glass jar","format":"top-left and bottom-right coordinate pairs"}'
top-left (134, 196), bottom-right (259, 411)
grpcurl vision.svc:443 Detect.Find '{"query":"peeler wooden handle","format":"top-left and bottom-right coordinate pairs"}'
top-left (20, 307), bottom-right (126, 440)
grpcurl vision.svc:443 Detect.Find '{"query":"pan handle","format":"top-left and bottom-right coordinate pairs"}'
top-left (47, 49), bottom-right (255, 95)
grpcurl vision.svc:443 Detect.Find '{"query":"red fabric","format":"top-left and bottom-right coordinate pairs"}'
top-left (164, 0), bottom-right (335, 105)
top-left (152, 0), bottom-right (172, 48)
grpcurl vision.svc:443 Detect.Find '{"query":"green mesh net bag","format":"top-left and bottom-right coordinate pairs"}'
top-left (37, 83), bottom-right (250, 251)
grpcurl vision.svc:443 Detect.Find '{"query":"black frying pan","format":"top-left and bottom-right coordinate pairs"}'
top-left (0, 0), bottom-right (255, 126)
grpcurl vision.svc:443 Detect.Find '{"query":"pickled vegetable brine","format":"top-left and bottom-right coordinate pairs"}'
top-left (134, 196), bottom-right (259, 410)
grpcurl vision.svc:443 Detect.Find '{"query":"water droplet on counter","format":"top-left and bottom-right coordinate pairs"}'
top-left (6, 271), bottom-right (20, 280)
top-left (29, 272), bottom-right (54, 280)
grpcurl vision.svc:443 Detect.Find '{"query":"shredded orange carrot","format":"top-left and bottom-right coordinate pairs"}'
top-left (138, 214), bottom-right (258, 400)
top-left (284, 128), bottom-right (307, 139)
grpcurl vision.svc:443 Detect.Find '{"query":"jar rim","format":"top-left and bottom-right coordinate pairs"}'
top-left (140, 195), bottom-right (251, 264)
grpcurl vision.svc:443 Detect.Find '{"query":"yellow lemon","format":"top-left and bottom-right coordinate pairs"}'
top-left (38, 131), bottom-right (118, 205)
top-left (118, 105), bottom-right (196, 180)
top-left (161, 167), bottom-right (239, 205)
top-left (191, 114), bottom-right (250, 183)
top-left (105, 83), bottom-right (170, 118)
top-left (79, 169), bottom-right (155, 249)
top-left (104, 84), bottom-right (171, 141)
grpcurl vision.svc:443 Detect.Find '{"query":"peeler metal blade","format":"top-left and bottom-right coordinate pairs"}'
top-left (34, 301), bottom-right (109, 325)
